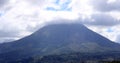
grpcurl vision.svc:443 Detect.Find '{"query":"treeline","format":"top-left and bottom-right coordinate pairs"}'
top-left (9, 52), bottom-right (120, 63)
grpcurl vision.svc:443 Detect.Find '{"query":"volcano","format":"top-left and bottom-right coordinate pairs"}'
top-left (0, 23), bottom-right (120, 62)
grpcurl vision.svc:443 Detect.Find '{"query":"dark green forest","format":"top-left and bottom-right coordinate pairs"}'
top-left (8, 52), bottom-right (120, 63)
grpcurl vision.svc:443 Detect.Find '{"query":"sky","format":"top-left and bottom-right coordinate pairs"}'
top-left (0, 0), bottom-right (120, 43)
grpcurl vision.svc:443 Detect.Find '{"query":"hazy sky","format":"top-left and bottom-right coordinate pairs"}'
top-left (0, 0), bottom-right (120, 43)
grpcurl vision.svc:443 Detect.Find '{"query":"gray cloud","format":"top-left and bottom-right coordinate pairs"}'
top-left (116, 35), bottom-right (120, 43)
top-left (90, 0), bottom-right (120, 11)
top-left (0, 30), bottom-right (19, 37)
top-left (0, 0), bottom-right (9, 8)
top-left (0, 37), bottom-right (17, 43)
top-left (0, 29), bottom-right (21, 43)
top-left (82, 13), bottom-right (120, 26)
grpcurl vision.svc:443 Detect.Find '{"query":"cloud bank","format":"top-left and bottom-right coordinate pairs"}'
top-left (0, 0), bottom-right (120, 43)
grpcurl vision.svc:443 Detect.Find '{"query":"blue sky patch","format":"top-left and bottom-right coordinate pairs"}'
top-left (46, 0), bottom-right (72, 11)
top-left (107, 28), bottom-right (113, 32)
